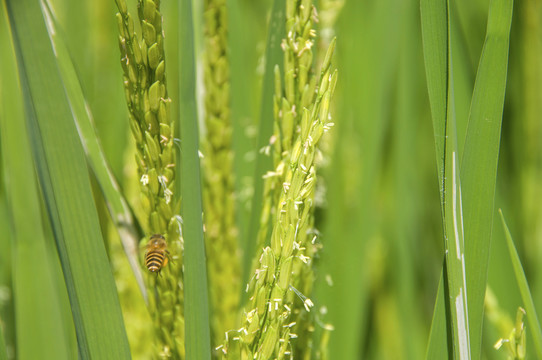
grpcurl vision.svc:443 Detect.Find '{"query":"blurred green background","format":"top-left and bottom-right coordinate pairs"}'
top-left (1, 0), bottom-right (541, 359)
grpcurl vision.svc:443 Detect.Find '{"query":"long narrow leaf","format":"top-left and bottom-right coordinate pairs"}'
top-left (40, 1), bottom-right (146, 301)
top-left (0, 82), bottom-right (75, 360)
top-left (499, 210), bottom-right (542, 358)
top-left (178, 0), bottom-right (211, 358)
top-left (6, 0), bottom-right (131, 357)
top-left (420, 0), bottom-right (448, 194)
top-left (1, 3), bottom-right (75, 358)
top-left (461, 0), bottom-right (514, 356)
top-left (420, 0), bottom-right (452, 357)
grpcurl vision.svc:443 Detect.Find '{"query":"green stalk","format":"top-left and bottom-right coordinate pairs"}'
top-left (115, 0), bottom-right (184, 357)
top-left (178, 0), bottom-right (212, 358)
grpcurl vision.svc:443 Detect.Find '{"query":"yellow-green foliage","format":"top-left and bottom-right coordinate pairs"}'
top-left (202, 0), bottom-right (242, 346)
top-left (4, 0), bottom-right (542, 359)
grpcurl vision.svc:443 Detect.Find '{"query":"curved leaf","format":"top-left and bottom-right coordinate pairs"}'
top-left (5, 0), bottom-right (131, 357)
top-left (461, 0), bottom-right (514, 355)
top-left (499, 210), bottom-right (542, 358)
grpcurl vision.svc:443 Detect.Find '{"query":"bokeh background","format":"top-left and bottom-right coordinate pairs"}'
top-left (1, 0), bottom-right (541, 359)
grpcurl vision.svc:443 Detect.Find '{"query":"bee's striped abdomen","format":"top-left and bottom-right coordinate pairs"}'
top-left (144, 234), bottom-right (169, 273)
top-left (145, 251), bottom-right (167, 272)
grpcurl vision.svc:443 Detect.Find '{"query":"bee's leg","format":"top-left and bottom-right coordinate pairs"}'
top-left (165, 250), bottom-right (175, 266)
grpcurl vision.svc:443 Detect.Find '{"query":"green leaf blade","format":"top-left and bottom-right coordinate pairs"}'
top-left (461, 0), bottom-right (514, 356)
top-left (40, 1), bottom-right (145, 301)
top-left (6, 0), bottom-right (131, 358)
top-left (1, 3), bottom-right (75, 359)
top-left (499, 210), bottom-right (542, 359)
top-left (421, 0), bottom-right (453, 357)
top-left (420, 0), bottom-right (448, 192)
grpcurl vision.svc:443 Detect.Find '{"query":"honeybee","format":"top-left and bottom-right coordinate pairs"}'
top-left (144, 234), bottom-right (169, 272)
